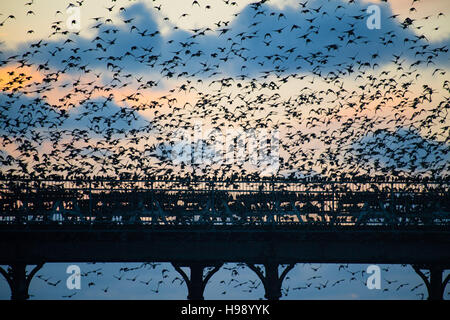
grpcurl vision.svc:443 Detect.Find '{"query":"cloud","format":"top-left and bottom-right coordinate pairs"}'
top-left (350, 127), bottom-right (450, 177)
top-left (2, 0), bottom-right (449, 82)
top-left (0, 92), bottom-right (151, 137)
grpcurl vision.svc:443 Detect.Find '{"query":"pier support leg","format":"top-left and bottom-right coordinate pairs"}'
top-left (172, 263), bottom-right (222, 300)
top-left (413, 265), bottom-right (449, 300)
top-left (0, 263), bottom-right (44, 300)
top-left (247, 263), bottom-right (295, 300)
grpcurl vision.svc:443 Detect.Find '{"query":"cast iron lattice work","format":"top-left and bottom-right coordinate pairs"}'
top-left (1, 179), bottom-right (449, 226)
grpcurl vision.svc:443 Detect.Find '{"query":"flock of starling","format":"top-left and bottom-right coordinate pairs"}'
top-left (0, 0), bottom-right (448, 180)
top-left (26, 262), bottom-right (447, 299)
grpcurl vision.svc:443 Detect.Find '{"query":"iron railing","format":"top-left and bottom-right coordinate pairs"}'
top-left (0, 179), bottom-right (449, 226)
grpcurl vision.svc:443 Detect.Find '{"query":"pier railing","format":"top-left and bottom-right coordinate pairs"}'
top-left (0, 179), bottom-right (449, 226)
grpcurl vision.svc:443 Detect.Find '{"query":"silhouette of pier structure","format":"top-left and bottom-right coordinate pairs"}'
top-left (0, 179), bottom-right (449, 300)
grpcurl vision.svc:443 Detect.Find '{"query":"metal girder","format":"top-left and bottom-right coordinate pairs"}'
top-left (0, 179), bottom-right (449, 227)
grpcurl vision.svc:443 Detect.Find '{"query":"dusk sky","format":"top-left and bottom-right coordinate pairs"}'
top-left (1, 262), bottom-right (448, 300)
top-left (0, 0), bottom-right (448, 179)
